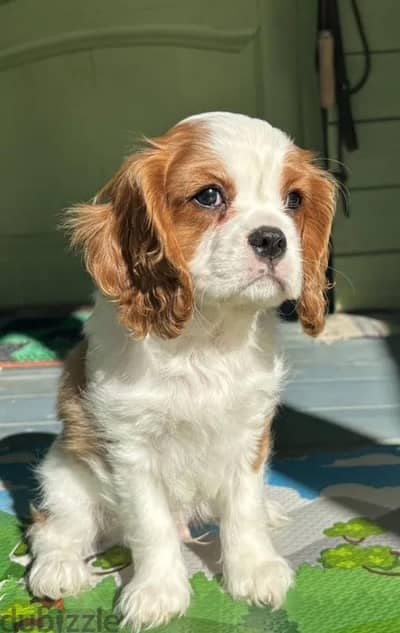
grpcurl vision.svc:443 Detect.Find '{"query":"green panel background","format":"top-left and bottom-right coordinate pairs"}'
top-left (332, 0), bottom-right (400, 311)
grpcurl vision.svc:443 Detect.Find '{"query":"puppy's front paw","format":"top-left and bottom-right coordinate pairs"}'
top-left (29, 552), bottom-right (90, 599)
top-left (118, 574), bottom-right (191, 631)
top-left (225, 554), bottom-right (294, 609)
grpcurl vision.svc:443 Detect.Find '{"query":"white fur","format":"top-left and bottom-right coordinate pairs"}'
top-left (189, 113), bottom-right (302, 306)
top-left (29, 113), bottom-right (299, 630)
top-left (28, 441), bottom-right (99, 598)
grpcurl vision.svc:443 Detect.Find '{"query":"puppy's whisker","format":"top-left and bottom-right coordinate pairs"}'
top-left (326, 266), bottom-right (355, 291)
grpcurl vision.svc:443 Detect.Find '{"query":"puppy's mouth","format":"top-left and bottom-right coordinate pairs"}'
top-left (242, 269), bottom-right (286, 293)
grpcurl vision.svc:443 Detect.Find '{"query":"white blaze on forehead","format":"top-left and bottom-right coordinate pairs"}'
top-left (178, 112), bottom-right (293, 202)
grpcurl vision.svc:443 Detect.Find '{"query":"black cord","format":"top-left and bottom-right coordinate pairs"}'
top-left (318, 0), bottom-right (370, 311)
top-left (319, 0), bottom-right (370, 193)
top-left (333, 0), bottom-right (369, 208)
top-left (349, 0), bottom-right (372, 94)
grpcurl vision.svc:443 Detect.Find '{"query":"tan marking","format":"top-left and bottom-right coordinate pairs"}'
top-left (252, 419), bottom-right (273, 472)
top-left (38, 597), bottom-right (65, 611)
top-left (30, 504), bottom-right (48, 525)
top-left (281, 148), bottom-right (336, 337)
top-left (65, 120), bottom-right (235, 340)
top-left (166, 129), bottom-right (236, 262)
top-left (58, 340), bottom-right (104, 460)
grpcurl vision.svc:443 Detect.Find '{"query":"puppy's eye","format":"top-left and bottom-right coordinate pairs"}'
top-left (193, 187), bottom-right (224, 209)
top-left (285, 191), bottom-right (302, 211)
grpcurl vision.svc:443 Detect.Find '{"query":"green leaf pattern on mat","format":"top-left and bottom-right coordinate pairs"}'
top-left (13, 342), bottom-right (59, 362)
top-left (320, 544), bottom-right (367, 570)
top-left (0, 511), bottom-right (25, 580)
top-left (245, 602), bottom-right (299, 632)
top-left (0, 577), bottom-right (32, 609)
top-left (321, 542), bottom-right (398, 571)
top-left (0, 333), bottom-right (32, 345)
top-left (285, 564), bottom-right (400, 633)
top-left (0, 310), bottom-right (92, 363)
top-left (13, 540), bottom-right (29, 557)
top-left (0, 510), bottom-right (400, 633)
top-left (93, 545), bottom-right (132, 570)
top-left (324, 518), bottom-right (385, 541)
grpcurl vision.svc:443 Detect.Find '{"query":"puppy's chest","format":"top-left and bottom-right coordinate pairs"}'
top-left (154, 345), bottom-right (280, 431)
top-left (152, 347), bottom-right (280, 504)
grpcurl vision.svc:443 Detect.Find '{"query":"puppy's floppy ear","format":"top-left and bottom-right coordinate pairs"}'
top-left (296, 159), bottom-right (337, 337)
top-left (65, 151), bottom-right (193, 339)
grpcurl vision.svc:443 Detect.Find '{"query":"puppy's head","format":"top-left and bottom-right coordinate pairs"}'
top-left (67, 112), bottom-right (336, 339)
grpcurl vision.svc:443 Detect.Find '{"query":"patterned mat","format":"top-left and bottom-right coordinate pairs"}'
top-left (0, 309), bottom-right (90, 368)
top-left (1, 434), bottom-right (400, 632)
top-left (2, 310), bottom-right (398, 367)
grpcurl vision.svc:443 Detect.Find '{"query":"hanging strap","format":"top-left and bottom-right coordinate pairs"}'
top-left (328, 0), bottom-right (359, 152)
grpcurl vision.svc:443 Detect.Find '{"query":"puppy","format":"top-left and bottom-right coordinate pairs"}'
top-left (28, 112), bottom-right (335, 630)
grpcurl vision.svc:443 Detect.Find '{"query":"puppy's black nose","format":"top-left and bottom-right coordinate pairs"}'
top-left (248, 226), bottom-right (287, 261)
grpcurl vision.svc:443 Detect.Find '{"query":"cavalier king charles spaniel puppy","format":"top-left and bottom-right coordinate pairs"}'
top-left (28, 112), bottom-right (336, 630)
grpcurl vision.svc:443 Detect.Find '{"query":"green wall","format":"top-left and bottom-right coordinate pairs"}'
top-left (6, 1), bottom-right (396, 313)
top-left (331, 0), bottom-right (400, 311)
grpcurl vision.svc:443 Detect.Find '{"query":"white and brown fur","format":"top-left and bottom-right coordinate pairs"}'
top-left (28, 112), bottom-right (336, 631)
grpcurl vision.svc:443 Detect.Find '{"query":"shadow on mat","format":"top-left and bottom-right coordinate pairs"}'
top-left (0, 414), bottom-right (398, 538)
top-left (0, 432), bottom-right (55, 521)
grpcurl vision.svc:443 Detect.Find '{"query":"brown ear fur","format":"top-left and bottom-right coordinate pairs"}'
top-left (66, 151), bottom-right (193, 339)
top-left (296, 161), bottom-right (336, 336)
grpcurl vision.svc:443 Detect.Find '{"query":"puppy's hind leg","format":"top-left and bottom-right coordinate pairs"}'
top-left (28, 441), bottom-right (103, 599)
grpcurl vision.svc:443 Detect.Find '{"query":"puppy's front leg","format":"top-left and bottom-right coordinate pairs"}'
top-left (219, 464), bottom-right (293, 608)
top-left (113, 454), bottom-right (190, 631)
